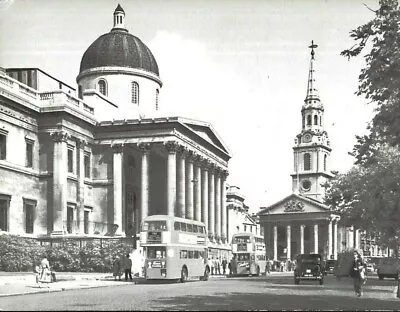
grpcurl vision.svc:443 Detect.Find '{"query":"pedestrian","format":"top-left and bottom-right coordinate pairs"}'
top-left (266, 259), bottom-right (271, 274)
top-left (228, 260), bottom-right (232, 275)
top-left (230, 255), bottom-right (238, 275)
top-left (113, 256), bottom-right (122, 281)
top-left (217, 258), bottom-right (221, 275)
top-left (38, 255), bottom-right (52, 284)
top-left (123, 254), bottom-right (133, 281)
top-left (350, 250), bottom-right (366, 297)
top-left (222, 258), bottom-right (227, 275)
top-left (210, 257), bottom-right (215, 275)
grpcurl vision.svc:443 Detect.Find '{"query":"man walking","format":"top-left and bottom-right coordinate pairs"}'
top-left (124, 254), bottom-right (133, 281)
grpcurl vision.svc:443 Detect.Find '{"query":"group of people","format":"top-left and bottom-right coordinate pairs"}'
top-left (112, 254), bottom-right (135, 281)
top-left (209, 257), bottom-right (229, 275)
top-left (35, 256), bottom-right (56, 284)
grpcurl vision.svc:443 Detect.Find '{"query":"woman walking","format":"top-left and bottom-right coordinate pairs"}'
top-left (351, 250), bottom-right (366, 297)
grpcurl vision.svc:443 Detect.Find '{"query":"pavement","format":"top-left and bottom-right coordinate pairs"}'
top-left (0, 271), bottom-right (230, 298)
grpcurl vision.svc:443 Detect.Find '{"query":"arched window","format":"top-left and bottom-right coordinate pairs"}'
top-left (314, 115), bottom-right (318, 125)
top-left (98, 79), bottom-right (107, 96)
top-left (324, 154), bottom-right (327, 171)
top-left (155, 89), bottom-right (159, 110)
top-left (304, 153), bottom-right (311, 171)
top-left (131, 82), bottom-right (139, 105)
top-left (307, 115), bottom-right (311, 126)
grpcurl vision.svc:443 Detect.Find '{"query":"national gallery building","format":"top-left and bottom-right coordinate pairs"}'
top-left (0, 5), bottom-right (231, 253)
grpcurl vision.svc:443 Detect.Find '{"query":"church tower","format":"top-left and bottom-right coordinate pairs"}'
top-left (291, 41), bottom-right (334, 202)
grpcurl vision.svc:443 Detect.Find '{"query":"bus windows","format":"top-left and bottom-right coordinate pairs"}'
top-left (174, 222), bottom-right (180, 231)
top-left (188, 251), bottom-right (194, 259)
top-left (198, 226), bottom-right (204, 234)
top-left (237, 254), bottom-right (250, 261)
top-left (180, 223), bottom-right (187, 232)
top-left (193, 225), bottom-right (198, 233)
top-left (143, 220), bottom-right (167, 231)
top-left (187, 224), bottom-right (193, 232)
top-left (180, 250), bottom-right (188, 259)
top-left (194, 251), bottom-right (199, 259)
top-left (147, 247), bottom-right (166, 259)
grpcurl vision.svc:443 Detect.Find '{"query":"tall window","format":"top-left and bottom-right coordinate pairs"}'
top-left (67, 148), bottom-right (74, 173)
top-left (84, 210), bottom-right (89, 234)
top-left (67, 205), bottom-right (74, 234)
top-left (24, 200), bottom-right (35, 234)
top-left (98, 79), bottom-right (107, 96)
top-left (0, 133), bottom-right (7, 160)
top-left (131, 82), bottom-right (139, 105)
top-left (314, 115), bottom-right (318, 125)
top-left (319, 116), bottom-right (322, 126)
top-left (0, 195), bottom-right (10, 231)
top-left (26, 140), bottom-right (33, 168)
top-left (155, 89), bottom-right (159, 110)
top-left (307, 115), bottom-right (311, 126)
top-left (84, 153), bottom-right (91, 178)
top-left (304, 153), bottom-right (311, 171)
top-left (324, 154), bottom-right (327, 171)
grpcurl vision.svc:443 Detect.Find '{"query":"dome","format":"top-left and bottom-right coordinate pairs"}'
top-left (79, 30), bottom-right (159, 77)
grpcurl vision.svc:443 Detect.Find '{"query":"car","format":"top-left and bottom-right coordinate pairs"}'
top-left (324, 259), bottom-right (337, 275)
top-left (294, 253), bottom-right (324, 285)
top-left (366, 263), bottom-right (375, 273)
top-left (377, 257), bottom-right (400, 280)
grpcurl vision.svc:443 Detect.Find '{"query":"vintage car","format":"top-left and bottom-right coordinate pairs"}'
top-left (294, 254), bottom-right (324, 285)
top-left (377, 257), bottom-right (400, 280)
top-left (324, 259), bottom-right (337, 275)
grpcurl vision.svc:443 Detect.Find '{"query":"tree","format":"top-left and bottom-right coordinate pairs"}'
top-left (342, 0), bottom-right (400, 157)
top-left (325, 145), bottom-right (400, 256)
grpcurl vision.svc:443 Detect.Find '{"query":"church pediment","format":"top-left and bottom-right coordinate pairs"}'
top-left (258, 193), bottom-right (330, 216)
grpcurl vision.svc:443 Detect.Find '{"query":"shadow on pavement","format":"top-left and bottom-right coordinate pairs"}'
top-left (151, 291), bottom-right (400, 311)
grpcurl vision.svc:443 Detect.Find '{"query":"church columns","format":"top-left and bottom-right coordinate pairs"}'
top-left (112, 143), bottom-right (124, 235)
top-left (51, 131), bottom-right (69, 234)
top-left (201, 163), bottom-right (209, 232)
top-left (333, 217), bottom-right (340, 260)
top-left (77, 139), bottom-right (86, 234)
top-left (215, 169), bottom-right (221, 242)
top-left (273, 225), bottom-right (278, 261)
top-left (286, 225), bottom-right (291, 260)
top-left (314, 224), bottom-right (319, 254)
top-left (208, 164), bottom-right (215, 241)
top-left (165, 141), bottom-right (178, 217)
top-left (300, 224), bottom-right (305, 254)
top-left (327, 217), bottom-right (333, 259)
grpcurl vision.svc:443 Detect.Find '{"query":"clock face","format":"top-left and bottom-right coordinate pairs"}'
top-left (303, 134), bottom-right (312, 143)
top-left (302, 180), bottom-right (311, 191)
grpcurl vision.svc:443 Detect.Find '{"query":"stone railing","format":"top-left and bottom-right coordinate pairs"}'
top-left (0, 72), bottom-right (94, 115)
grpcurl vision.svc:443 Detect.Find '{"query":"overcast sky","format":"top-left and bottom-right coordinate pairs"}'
top-left (0, 0), bottom-right (379, 212)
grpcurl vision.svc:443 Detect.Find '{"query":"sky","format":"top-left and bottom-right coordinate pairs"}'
top-left (0, 0), bottom-right (379, 212)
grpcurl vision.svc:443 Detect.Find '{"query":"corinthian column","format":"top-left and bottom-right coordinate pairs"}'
top-left (273, 225), bottom-right (278, 261)
top-left (221, 170), bottom-right (228, 243)
top-left (186, 151), bottom-right (194, 220)
top-left (328, 217), bottom-right (333, 259)
top-left (215, 169), bottom-right (221, 243)
top-left (314, 223), bottom-right (319, 254)
top-left (208, 163), bottom-right (215, 241)
top-left (177, 146), bottom-right (187, 218)
top-left (201, 163), bottom-right (209, 232)
top-left (165, 141), bottom-right (178, 217)
top-left (286, 225), bottom-right (291, 260)
top-left (194, 156), bottom-right (202, 222)
top-left (77, 139), bottom-right (87, 234)
top-left (138, 142), bottom-right (151, 221)
top-left (300, 224), bottom-right (305, 254)
top-left (51, 131), bottom-right (69, 234)
top-left (112, 143), bottom-right (124, 236)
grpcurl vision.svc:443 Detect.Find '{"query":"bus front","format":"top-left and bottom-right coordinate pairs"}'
top-left (140, 217), bottom-right (170, 279)
top-left (232, 233), bottom-right (256, 275)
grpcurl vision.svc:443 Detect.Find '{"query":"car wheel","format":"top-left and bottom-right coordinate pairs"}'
top-left (180, 267), bottom-right (188, 283)
top-left (378, 274), bottom-right (384, 280)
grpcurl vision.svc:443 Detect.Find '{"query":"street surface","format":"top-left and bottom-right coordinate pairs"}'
top-left (0, 273), bottom-right (399, 310)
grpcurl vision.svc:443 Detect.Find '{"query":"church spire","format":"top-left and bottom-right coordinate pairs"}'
top-left (304, 40), bottom-right (320, 104)
top-left (112, 4), bottom-right (128, 32)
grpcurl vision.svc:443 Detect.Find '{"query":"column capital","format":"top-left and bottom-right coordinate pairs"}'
top-left (193, 154), bottom-right (203, 164)
top-left (76, 138), bottom-right (88, 149)
top-left (51, 130), bottom-right (69, 142)
top-left (164, 141), bottom-right (180, 153)
top-left (111, 143), bottom-right (124, 153)
top-left (138, 142), bottom-right (151, 153)
top-left (300, 224), bottom-right (306, 229)
top-left (186, 150), bottom-right (196, 163)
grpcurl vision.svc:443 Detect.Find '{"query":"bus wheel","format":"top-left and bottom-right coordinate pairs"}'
top-left (180, 267), bottom-right (188, 283)
top-left (203, 267), bottom-right (210, 281)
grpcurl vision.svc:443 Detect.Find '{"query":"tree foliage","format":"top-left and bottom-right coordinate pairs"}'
top-left (325, 145), bottom-right (400, 253)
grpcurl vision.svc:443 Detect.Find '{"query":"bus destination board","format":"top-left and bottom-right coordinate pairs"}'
top-left (148, 231), bottom-right (162, 243)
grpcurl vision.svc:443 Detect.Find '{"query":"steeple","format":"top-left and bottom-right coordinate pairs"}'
top-left (112, 4), bottom-right (128, 32)
top-left (304, 40), bottom-right (322, 108)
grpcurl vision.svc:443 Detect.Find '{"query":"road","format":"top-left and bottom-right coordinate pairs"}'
top-left (0, 273), bottom-right (399, 310)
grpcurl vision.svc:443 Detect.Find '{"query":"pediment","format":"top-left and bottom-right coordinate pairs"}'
top-left (258, 193), bottom-right (330, 216)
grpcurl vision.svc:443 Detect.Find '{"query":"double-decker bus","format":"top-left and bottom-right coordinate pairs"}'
top-left (231, 232), bottom-right (266, 276)
top-left (140, 215), bottom-right (210, 282)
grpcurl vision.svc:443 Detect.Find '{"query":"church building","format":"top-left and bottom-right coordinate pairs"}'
top-left (0, 5), bottom-right (231, 253)
top-left (258, 42), bottom-right (361, 261)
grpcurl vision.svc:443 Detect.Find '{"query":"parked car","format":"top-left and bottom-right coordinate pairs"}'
top-left (324, 259), bottom-right (337, 275)
top-left (377, 257), bottom-right (400, 280)
top-left (366, 262), bottom-right (375, 273)
top-left (294, 254), bottom-right (324, 285)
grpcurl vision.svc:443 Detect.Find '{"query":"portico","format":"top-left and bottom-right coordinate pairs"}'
top-left (259, 194), bottom-right (340, 261)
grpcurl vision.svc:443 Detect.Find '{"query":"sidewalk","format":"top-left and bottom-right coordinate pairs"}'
top-left (0, 272), bottom-right (137, 297)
